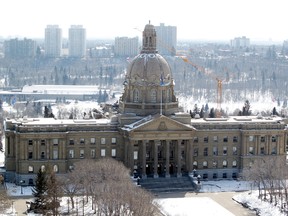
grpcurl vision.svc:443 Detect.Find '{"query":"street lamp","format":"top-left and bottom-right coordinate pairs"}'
top-left (19, 180), bottom-right (24, 194)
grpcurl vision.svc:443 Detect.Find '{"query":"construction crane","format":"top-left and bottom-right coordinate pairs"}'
top-left (180, 56), bottom-right (224, 117)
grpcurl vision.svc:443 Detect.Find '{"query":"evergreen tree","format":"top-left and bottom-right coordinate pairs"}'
top-left (209, 108), bottom-right (215, 118)
top-left (46, 167), bottom-right (62, 215)
top-left (32, 168), bottom-right (48, 213)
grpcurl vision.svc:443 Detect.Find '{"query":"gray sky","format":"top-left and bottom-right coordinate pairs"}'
top-left (1, 0), bottom-right (287, 42)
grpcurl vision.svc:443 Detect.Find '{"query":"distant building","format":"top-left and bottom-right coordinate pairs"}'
top-left (89, 46), bottom-right (112, 58)
top-left (114, 37), bottom-right (139, 57)
top-left (155, 23), bottom-right (177, 56)
top-left (68, 25), bottom-right (86, 58)
top-left (4, 38), bottom-right (36, 58)
top-left (282, 40), bottom-right (288, 55)
top-left (230, 36), bottom-right (250, 49)
top-left (45, 25), bottom-right (62, 57)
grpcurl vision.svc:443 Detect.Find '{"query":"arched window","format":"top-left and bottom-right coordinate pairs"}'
top-left (232, 160), bottom-right (237, 168)
top-left (41, 165), bottom-right (45, 172)
top-left (53, 165), bottom-right (58, 173)
top-left (223, 160), bottom-right (227, 168)
top-left (28, 165), bottom-right (34, 173)
top-left (193, 161), bottom-right (198, 169)
top-left (203, 161), bottom-right (208, 168)
top-left (151, 89), bottom-right (157, 102)
top-left (133, 89), bottom-right (139, 102)
top-left (167, 88), bottom-right (171, 102)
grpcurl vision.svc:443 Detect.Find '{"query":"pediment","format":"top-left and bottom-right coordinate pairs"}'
top-left (123, 115), bottom-right (194, 133)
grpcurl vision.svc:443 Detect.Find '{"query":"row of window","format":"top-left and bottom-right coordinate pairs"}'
top-left (194, 135), bottom-right (278, 143)
top-left (194, 136), bottom-right (238, 143)
top-left (68, 148), bottom-right (117, 159)
top-left (28, 148), bottom-right (117, 160)
top-left (28, 137), bottom-right (117, 146)
top-left (194, 146), bottom-right (238, 156)
top-left (193, 160), bottom-right (237, 169)
top-left (201, 172), bottom-right (237, 179)
top-left (133, 88), bottom-right (172, 103)
top-left (28, 164), bottom-right (58, 173)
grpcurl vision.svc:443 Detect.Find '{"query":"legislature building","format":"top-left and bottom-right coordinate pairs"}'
top-left (4, 23), bottom-right (287, 185)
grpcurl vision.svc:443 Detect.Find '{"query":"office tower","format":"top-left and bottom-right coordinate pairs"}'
top-left (230, 36), bottom-right (250, 49)
top-left (155, 23), bottom-right (177, 56)
top-left (114, 37), bottom-right (139, 57)
top-left (69, 25), bottom-right (86, 58)
top-left (45, 25), bottom-right (62, 57)
top-left (4, 38), bottom-right (36, 58)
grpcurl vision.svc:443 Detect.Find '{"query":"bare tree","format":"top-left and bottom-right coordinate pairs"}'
top-left (72, 158), bottom-right (159, 215)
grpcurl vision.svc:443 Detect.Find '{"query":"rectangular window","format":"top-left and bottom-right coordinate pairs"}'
top-left (69, 149), bottom-right (74, 158)
top-left (249, 146), bottom-right (254, 155)
top-left (101, 138), bottom-right (106, 145)
top-left (91, 149), bottom-right (96, 158)
top-left (272, 136), bottom-right (277, 142)
top-left (134, 151), bottom-right (138, 160)
top-left (80, 138), bottom-right (85, 145)
top-left (249, 136), bottom-right (254, 142)
top-left (204, 136), bottom-right (209, 143)
top-left (223, 147), bottom-right (227, 155)
top-left (41, 151), bottom-right (45, 159)
top-left (260, 147), bottom-right (265, 155)
top-left (203, 147), bottom-right (208, 156)
top-left (112, 149), bottom-right (116, 158)
top-left (193, 137), bottom-right (198, 143)
top-left (233, 146), bottom-right (237, 155)
top-left (53, 149), bottom-right (58, 159)
top-left (223, 136), bottom-right (228, 142)
top-left (111, 138), bottom-right (116, 145)
top-left (28, 166), bottom-right (34, 173)
top-left (28, 140), bottom-right (33, 145)
top-left (80, 149), bottom-right (84, 158)
top-left (69, 139), bottom-right (74, 145)
top-left (101, 149), bottom-right (106, 157)
top-left (260, 136), bottom-right (265, 142)
top-left (90, 138), bottom-right (96, 145)
top-left (53, 139), bottom-right (58, 145)
top-left (213, 147), bottom-right (218, 155)
top-left (41, 139), bottom-right (46, 146)
top-left (213, 136), bottom-right (218, 142)
top-left (194, 148), bottom-right (198, 156)
top-left (28, 151), bottom-right (33, 159)
top-left (233, 136), bottom-right (238, 143)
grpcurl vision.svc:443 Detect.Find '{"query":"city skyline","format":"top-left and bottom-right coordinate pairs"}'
top-left (1, 0), bottom-right (288, 42)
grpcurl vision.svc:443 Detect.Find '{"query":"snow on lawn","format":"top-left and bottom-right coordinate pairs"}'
top-left (5, 180), bottom-right (287, 216)
top-left (156, 197), bottom-right (234, 216)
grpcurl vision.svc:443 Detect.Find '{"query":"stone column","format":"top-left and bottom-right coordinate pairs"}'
top-left (188, 139), bottom-right (193, 172)
top-left (153, 141), bottom-right (159, 178)
top-left (142, 140), bottom-right (147, 179)
top-left (165, 140), bottom-right (170, 178)
top-left (177, 140), bottom-right (182, 177)
top-left (129, 140), bottom-right (135, 173)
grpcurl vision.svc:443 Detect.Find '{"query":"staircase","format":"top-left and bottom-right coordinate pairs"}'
top-left (139, 176), bottom-right (196, 194)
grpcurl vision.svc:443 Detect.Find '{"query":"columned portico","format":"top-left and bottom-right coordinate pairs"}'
top-left (165, 140), bottom-right (170, 177)
top-left (153, 140), bottom-right (159, 178)
top-left (177, 140), bottom-right (182, 177)
top-left (141, 140), bottom-right (147, 178)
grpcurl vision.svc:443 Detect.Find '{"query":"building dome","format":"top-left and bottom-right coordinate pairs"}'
top-left (119, 22), bottom-right (179, 116)
top-left (126, 53), bottom-right (172, 85)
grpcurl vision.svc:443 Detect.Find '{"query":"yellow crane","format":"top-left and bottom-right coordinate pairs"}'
top-left (180, 56), bottom-right (224, 117)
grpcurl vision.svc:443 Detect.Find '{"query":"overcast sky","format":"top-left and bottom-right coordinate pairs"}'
top-left (1, 0), bottom-right (287, 42)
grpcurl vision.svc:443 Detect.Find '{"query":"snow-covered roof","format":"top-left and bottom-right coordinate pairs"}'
top-left (21, 85), bottom-right (105, 95)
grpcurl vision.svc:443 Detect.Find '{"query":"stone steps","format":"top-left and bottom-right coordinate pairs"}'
top-left (139, 176), bottom-right (196, 194)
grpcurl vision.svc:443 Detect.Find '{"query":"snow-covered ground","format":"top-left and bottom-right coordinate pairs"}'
top-left (3, 180), bottom-right (286, 216)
